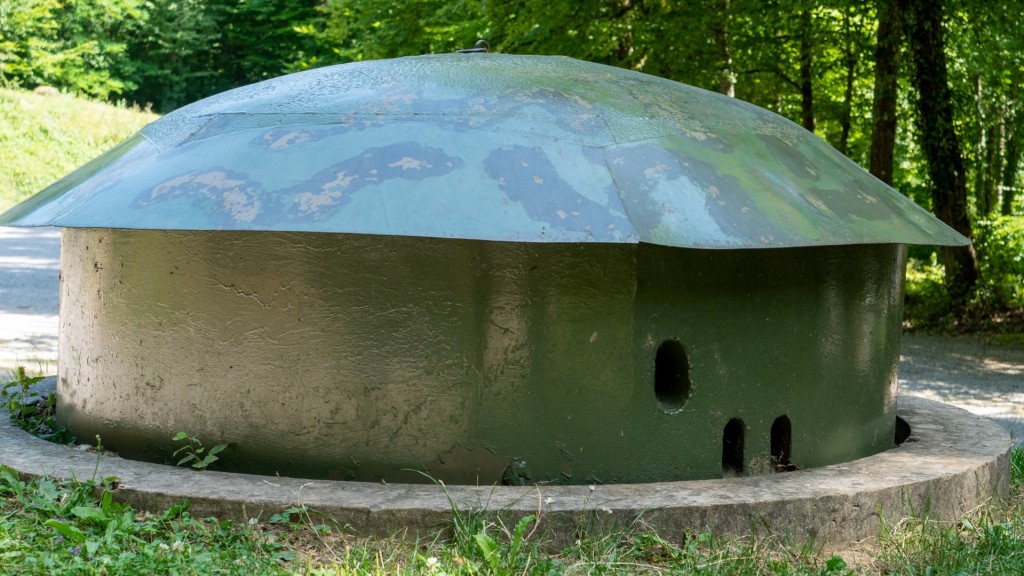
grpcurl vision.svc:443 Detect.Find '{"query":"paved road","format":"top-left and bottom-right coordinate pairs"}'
top-left (2, 226), bottom-right (1022, 442)
top-left (0, 226), bottom-right (59, 373)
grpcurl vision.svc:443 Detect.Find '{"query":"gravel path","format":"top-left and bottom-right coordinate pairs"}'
top-left (2, 226), bottom-right (1022, 442)
top-left (900, 333), bottom-right (1024, 443)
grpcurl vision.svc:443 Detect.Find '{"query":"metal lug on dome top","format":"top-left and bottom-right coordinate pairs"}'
top-left (456, 39), bottom-right (490, 53)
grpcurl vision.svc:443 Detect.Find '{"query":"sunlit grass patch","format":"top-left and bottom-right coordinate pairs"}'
top-left (0, 88), bottom-right (157, 212)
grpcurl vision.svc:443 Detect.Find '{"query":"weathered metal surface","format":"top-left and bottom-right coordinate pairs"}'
top-left (59, 228), bottom-right (905, 483)
top-left (5, 55), bottom-right (965, 248)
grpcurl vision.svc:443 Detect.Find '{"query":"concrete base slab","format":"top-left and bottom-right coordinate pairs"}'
top-left (0, 395), bottom-right (1009, 546)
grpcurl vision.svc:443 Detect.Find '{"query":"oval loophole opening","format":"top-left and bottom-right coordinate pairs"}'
top-left (771, 415), bottom-right (793, 471)
top-left (722, 418), bottom-right (745, 477)
top-left (655, 340), bottom-right (692, 412)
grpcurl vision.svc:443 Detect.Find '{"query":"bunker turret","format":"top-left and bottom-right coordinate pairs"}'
top-left (1, 54), bottom-right (967, 484)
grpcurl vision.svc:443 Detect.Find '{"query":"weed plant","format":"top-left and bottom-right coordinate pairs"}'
top-left (0, 366), bottom-right (73, 444)
top-left (172, 432), bottom-right (228, 470)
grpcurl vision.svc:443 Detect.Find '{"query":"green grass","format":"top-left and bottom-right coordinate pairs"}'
top-left (0, 87), bottom-right (157, 212)
top-left (0, 469), bottom-right (295, 574)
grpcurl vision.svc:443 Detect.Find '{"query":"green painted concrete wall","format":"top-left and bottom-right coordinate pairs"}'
top-left (58, 228), bottom-right (905, 484)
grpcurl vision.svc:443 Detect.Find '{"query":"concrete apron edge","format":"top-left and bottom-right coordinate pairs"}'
top-left (0, 395), bottom-right (1010, 546)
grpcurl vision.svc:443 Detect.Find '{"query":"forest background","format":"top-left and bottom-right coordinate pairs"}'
top-left (1, 0), bottom-right (1022, 327)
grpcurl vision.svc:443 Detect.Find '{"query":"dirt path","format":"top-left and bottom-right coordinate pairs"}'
top-left (2, 226), bottom-right (1022, 442)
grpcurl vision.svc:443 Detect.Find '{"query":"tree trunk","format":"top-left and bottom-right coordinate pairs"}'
top-left (839, 11), bottom-right (857, 156)
top-left (1002, 123), bottom-right (1020, 215)
top-left (1002, 85), bottom-right (1021, 215)
top-left (973, 76), bottom-right (988, 214)
top-left (615, 0), bottom-right (635, 66)
top-left (714, 0), bottom-right (735, 97)
top-left (799, 8), bottom-right (815, 132)
top-left (982, 122), bottom-right (1004, 216)
top-left (869, 0), bottom-right (901, 185)
top-left (904, 0), bottom-right (979, 304)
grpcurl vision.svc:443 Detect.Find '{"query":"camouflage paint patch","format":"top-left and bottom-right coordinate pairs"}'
top-left (758, 133), bottom-right (822, 183)
top-left (140, 168), bottom-right (263, 225)
top-left (274, 142), bottom-right (461, 222)
top-left (485, 145), bottom-right (629, 240)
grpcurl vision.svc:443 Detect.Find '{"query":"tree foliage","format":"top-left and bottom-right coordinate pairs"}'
top-left (0, 0), bottom-right (141, 99)
top-left (0, 0), bottom-right (322, 111)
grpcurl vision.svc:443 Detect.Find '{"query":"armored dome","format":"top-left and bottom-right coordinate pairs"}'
top-left (11, 54), bottom-right (966, 484)
top-left (0, 54), bottom-right (967, 248)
